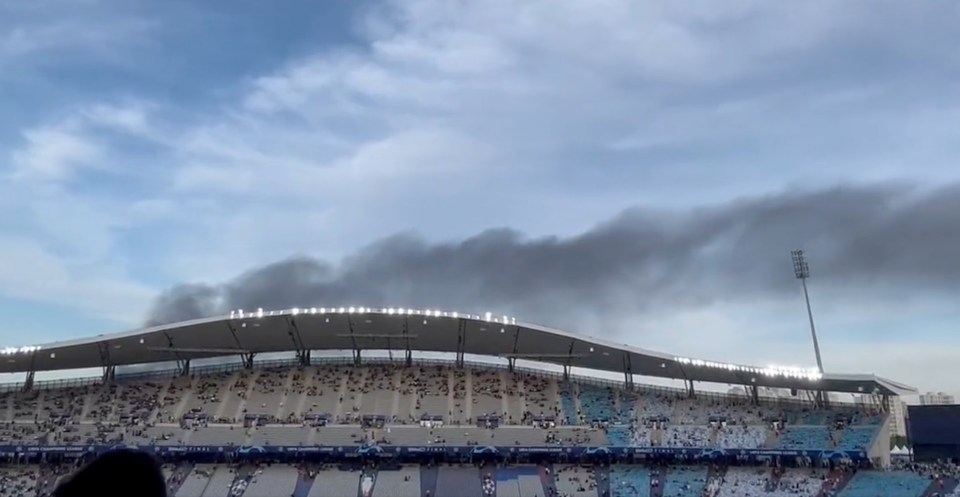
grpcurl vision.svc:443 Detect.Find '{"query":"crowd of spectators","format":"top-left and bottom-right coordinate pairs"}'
top-left (0, 362), bottom-right (888, 457)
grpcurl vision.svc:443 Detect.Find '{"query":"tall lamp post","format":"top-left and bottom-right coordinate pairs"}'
top-left (792, 249), bottom-right (824, 374)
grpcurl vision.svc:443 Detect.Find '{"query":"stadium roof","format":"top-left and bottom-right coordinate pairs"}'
top-left (1, 307), bottom-right (916, 396)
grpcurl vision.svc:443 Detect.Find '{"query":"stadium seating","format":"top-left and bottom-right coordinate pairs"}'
top-left (662, 468), bottom-right (707, 497)
top-left (839, 471), bottom-right (930, 497)
top-left (375, 466), bottom-right (422, 497)
top-left (609, 466), bottom-right (651, 497)
top-left (0, 359), bottom-right (889, 460)
top-left (662, 425), bottom-right (711, 448)
top-left (715, 425), bottom-right (768, 449)
top-left (837, 426), bottom-right (878, 450)
top-left (559, 382), bottom-right (579, 425)
top-left (776, 426), bottom-right (835, 450)
top-left (576, 384), bottom-right (618, 422)
top-left (556, 465), bottom-right (600, 497)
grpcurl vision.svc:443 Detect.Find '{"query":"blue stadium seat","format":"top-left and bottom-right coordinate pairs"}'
top-left (577, 384), bottom-right (617, 422)
top-left (559, 383), bottom-right (578, 425)
top-left (606, 426), bottom-right (632, 446)
top-left (609, 466), bottom-right (651, 497)
top-left (838, 427), bottom-right (878, 450)
top-left (777, 426), bottom-right (834, 450)
top-left (663, 468), bottom-right (706, 497)
top-left (840, 471), bottom-right (930, 497)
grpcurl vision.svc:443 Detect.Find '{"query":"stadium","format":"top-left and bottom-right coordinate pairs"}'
top-left (0, 306), bottom-right (948, 497)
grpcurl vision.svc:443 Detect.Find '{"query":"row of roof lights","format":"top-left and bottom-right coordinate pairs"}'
top-left (0, 346), bottom-right (41, 356)
top-left (673, 357), bottom-right (823, 381)
top-left (229, 307), bottom-right (518, 325)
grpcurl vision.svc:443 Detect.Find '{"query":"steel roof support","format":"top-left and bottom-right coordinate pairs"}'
top-left (563, 340), bottom-right (576, 382)
top-left (287, 318), bottom-right (310, 367)
top-left (455, 320), bottom-right (466, 369)
top-left (677, 363), bottom-right (695, 398)
top-left (241, 353), bottom-right (255, 369)
top-left (622, 352), bottom-right (634, 389)
top-left (509, 328), bottom-right (522, 373)
top-left (347, 316), bottom-right (361, 366)
top-left (225, 322), bottom-right (254, 369)
top-left (748, 385), bottom-right (759, 404)
top-left (402, 316), bottom-right (412, 367)
top-left (97, 342), bottom-right (115, 383)
top-left (23, 350), bottom-right (37, 392)
top-left (160, 331), bottom-right (189, 376)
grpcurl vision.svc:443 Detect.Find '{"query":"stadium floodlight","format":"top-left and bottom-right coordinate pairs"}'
top-left (791, 249), bottom-right (824, 374)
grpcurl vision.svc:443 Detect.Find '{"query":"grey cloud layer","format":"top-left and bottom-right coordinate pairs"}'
top-left (147, 183), bottom-right (960, 328)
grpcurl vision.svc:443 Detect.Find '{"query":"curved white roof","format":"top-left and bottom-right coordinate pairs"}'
top-left (1, 307), bottom-right (915, 396)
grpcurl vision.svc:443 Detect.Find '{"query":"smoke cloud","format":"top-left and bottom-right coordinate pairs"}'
top-left (146, 183), bottom-right (960, 330)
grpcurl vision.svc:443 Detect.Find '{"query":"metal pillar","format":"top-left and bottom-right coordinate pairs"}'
top-left (162, 331), bottom-right (188, 378)
top-left (792, 250), bottom-right (824, 373)
top-left (97, 342), bottom-right (113, 384)
top-left (455, 320), bottom-right (466, 368)
top-left (749, 385), bottom-right (759, 405)
top-left (508, 358), bottom-right (516, 372)
top-left (685, 380), bottom-right (695, 398)
top-left (562, 365), bottom-right (571, 381)
top-left (242, 353), bottom-right (255, 369)
top-left (298, 350), bottom-right (312, 367)
top-left (287, 318), bottom-right (309, 366)
top-left (347, 316), bottom-right (361, 366)
top-left (402, 317), bottom-right (413, 367)
top-left (622, 352), bottom-right (634, 389)
top-left (23, 371), bottom-right (34, 392)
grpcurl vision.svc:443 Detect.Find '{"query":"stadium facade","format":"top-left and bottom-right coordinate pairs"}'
top-left (0, 308), bottom-right (936, 497)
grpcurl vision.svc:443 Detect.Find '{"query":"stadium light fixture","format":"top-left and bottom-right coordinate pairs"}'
top-left (0, 346), bottom-right (40, 355)
top-left (791, 249), bottom-right (824, 374)
top-left (674, 356), bottom-right (822, 381)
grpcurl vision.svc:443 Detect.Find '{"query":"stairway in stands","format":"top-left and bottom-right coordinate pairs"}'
top-left (223, 466), bottom-right (255, 497)
top-left (705, 465), bottom-right (726, 496)
top-left (922, 476), bottom-right (959, 497)
top-left (765, 468), bottom-right (783, 492)
top-left (594, 466), bottom-right (612, 497)
top-left (166, 462), bottom-right (195, 497)
top-left (419, 465), bottom-right (439, 497)
top-left (478, 464), bottom-right (497, 496)
top-left (358, 468), bottom-right (377, 497)
top-left (293, 469), bottom-right (315, 497)
top-left (816, 469), bottom-right (853, 497)
top-left (649, 469), bottom-right (664, 497)
top-left (292, 467), bottom-right (317, 497)
top-left (539, 466), bottom-right (557, 496)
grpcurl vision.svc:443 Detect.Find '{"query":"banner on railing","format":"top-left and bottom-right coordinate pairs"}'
top-left (0, 444), bottom-right (868, 462)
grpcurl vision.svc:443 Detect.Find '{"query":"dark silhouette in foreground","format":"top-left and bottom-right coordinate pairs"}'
top-left (54, 448), bottom-right (166, 497)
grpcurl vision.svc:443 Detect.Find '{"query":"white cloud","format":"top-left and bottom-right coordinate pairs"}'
top-left (0, 0), bottom-right (958, 403)
top-left (0, 236), bottom-right (154, 323)
top-left (10, 125), bottom-right (103, 181)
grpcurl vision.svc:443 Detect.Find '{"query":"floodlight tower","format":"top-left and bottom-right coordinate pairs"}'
top-left (792, 249), bottom-right (824, 373)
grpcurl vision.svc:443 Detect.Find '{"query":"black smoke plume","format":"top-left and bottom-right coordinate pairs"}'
top-left (146, 183), bottom-right (960, 330)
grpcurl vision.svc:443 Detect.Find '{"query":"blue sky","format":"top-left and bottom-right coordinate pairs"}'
top-left (2, 0), bottom-right (960, 396)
